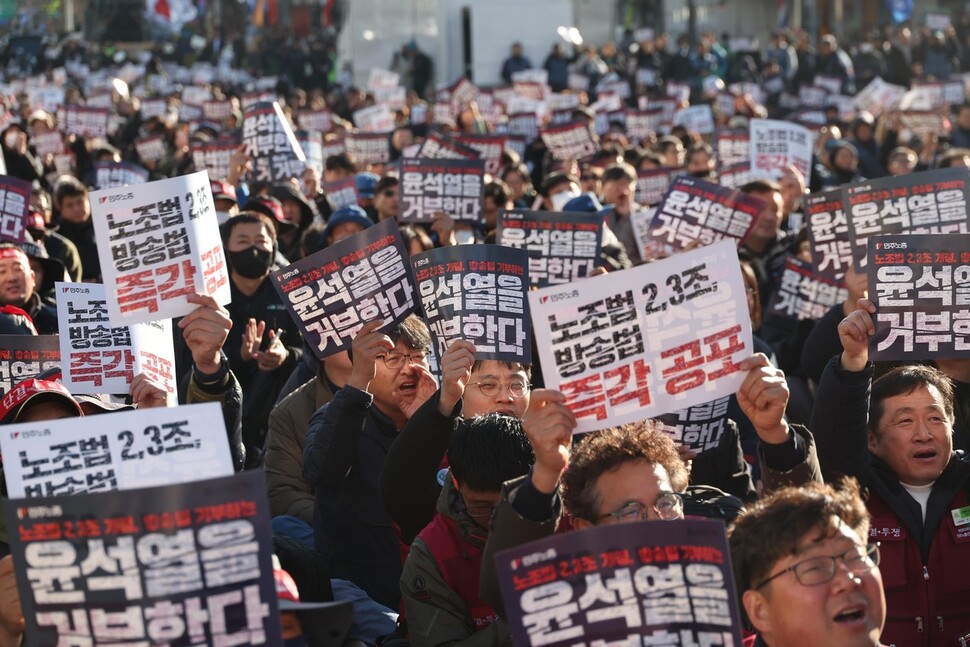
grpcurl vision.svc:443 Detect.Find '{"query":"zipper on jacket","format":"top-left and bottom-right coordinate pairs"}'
top-left (923, 565), bottom-right (929, 580)
top-left (916, 616), bottom-right (923, 633)
top-left (937, 616), bottom-right (944, 632)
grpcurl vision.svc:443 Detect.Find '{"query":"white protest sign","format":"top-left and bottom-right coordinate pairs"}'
top-left (749, 118), bottom-right (813, 185)
top-left (91, 170), bottom-right (231, 325)
top-left (853, 77), bottom-right (905, 117)
top-left (530, 239), bottom-right (752, 433)
top-left (55, 282), bottom-right (178, 403)
top-left (0, 402), bottom-right (233, 499)
top-left (673, 104), bottom-right (715, 134)
top-left (353, 104), bottom-right (396, 133)
top-left (368, 68), bottom-right (401, 91)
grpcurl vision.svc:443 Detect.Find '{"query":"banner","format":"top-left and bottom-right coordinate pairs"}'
top-left (541, 121), bottom-right (598, 161)
top-left (452, 133), bottom-right (507, 175)
top-left (529, 240), bottom-right (751, 433)
top-left (271, 218), bottom-right (415, 359)
top-left (0, 175), bottom-right (31, 244)
top-left (765, 256), bottom-right (847, 321)
top-left (805, 189), bottom-right (852, 282)
top-left (323, 177), bottom-right (360, 211)
top-left (868, 233), bottom-right (970, 360)
top-left (418, 131), bottom-right (480, 160)
top-left (90, 171), bottom-right (231, 324)
top-left (191, 140), bottom-right (239, 182)
top-left (93, 162), bottom-right (150, 190)
top-left (55, 282), bottom-right (177, 400)
top-left (4, 471), bottom-right (281, 646)
top-left (497, 519), bottom-right (742, 647)
top-left (635, 167), bottom-right (686, 207)
top-left (497, 209), bottom-right (603, 287)
top-left (648, 177), bottom-right (761, 256)
top-left (345, 132), bottom-right (392, 165)
top-left (0, 335), bottom-right (59, 397)
top-left (242, 101), bottom-right (306, 182)
top-left (749, 118), bottom-right (813, 185)
top-left (412, 245), bottom-right (531, 363)
top-left (398, 158), bottom-right (485, 224)
top-left (655, 396), bottom-right (732, 454)
top-left (58, 105), bottom-right (110, 138)
top-left (843, 167), bottom-right (970, 269)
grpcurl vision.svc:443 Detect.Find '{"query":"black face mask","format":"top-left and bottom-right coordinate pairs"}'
top-left (227, 246), bottom-right (273, 279)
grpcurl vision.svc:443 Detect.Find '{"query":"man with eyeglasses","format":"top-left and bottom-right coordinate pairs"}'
top-left (730, 480), bottom-right (886, 647)
top-left (303, 316), bottom-right (436, 611)
top-left (400, 414), bottom-right (534, 646)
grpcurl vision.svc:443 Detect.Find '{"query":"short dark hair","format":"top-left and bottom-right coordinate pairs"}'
top-left (54, 176), bottom-right (87, 207)
top-left (449, 414), bottom-right (534, 491)
top-left (325, 153), bottom-right (357, 173)
top-left (869, 364), bottom-right (955, 437)
top-left (729, 480), bottom-right (868, 609)
top-left (471, 359), bottom-right (532, 379)
top-left (375, 175), bottom-right (398, 194)
top-left (600, 162), bottom-right (637, 185)
top-left (739, 179), bottom-right (782, 195)
top-left (220, 211), bottom-right (277, 247)
top-left (483, 180), bottom-right (511, 206)
top-left (562, 421), bottom-right (689, 523)
top-left (539, 172), bottom-right (578, 197)
top-left (387, 314), bottom-right (432, 352)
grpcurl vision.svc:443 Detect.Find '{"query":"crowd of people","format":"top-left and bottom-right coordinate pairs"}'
top-left (0, 16), bottom-right (969, 647)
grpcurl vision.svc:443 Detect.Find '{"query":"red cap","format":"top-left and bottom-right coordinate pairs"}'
top-left (210, 179), bottom-right (237, 203)
top-left (0, 378), bottom-right (82, 424)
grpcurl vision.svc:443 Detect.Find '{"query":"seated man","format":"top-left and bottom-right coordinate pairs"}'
top-left (729, 480), bottom-right (886, 647)
top-left (0, 244), bottom-right (57, 334)
top-left (303, 316), bottom-right (435, 610)
top-left (401, 414), bottom-right (534, 645)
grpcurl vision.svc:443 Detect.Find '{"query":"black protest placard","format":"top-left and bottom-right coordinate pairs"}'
top-left (191, 140), bottom-right (239, 182)
top-left (625, 108), bottom-right (663, 142)
top-left (868, 233), bottom-right (970, 360)
top-left (766, 255), bottom-right (847, 321)
top-left (242, 101), bottom-right (306, 183)
top-left (507, 112), bottom-right (540, 142)
top-left (0, 175), bottom-right (31, 244)
top-left (93, 162), bottom-right (149, 190)
top-left (648, 176), bottom-right (761, 254)
top-left (323, 177), bottom-right (360, 211)
top-left (540, 121), bottom-right (599, 161)
top-left (843, 167), bottom-right (970, 270)
top-left (453, 133), bottom-right (507, 175)
top-left (635, 167), bottom-right (687, 207)
top-left (496, 209), bottom-right (603, 287)
top-left (58, 105), bottom-right (110, 138)
top-left (6, 471), bottom-right (282, 647)
top-left (655, 396), bottom-right (732, 454)
top-left (418, 131), bottom-right (480, 160)
top-left (497, 519), bottom-right (742, 647)
top-left (203, 99), bottom-right (234, 122)
top-left (272, 218), bottom-right (416, 359)
top-left (714, 130), bottom-right (750, 169)
top-left (0, 335), bottom-right (60, 397)
top-left (134, 135), bottom-right (167, 165)
top-left (412, 245), bottom-right (531, 363)
top-left (806, 189), bottom-right (852, 283)
top-left (717, 162), bottom-right (754, 190)
top-left (297, 109), bottom-right (334, 134)
top-left (345, 132), bottom-right (392, 165)
top-left (398, 158), bottom-right (485, 224)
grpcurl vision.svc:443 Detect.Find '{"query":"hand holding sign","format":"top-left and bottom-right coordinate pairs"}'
top-left (348, 320), bottom-right (395, 393)
top-left (177, 293), bottom-right (232, 375)
top-left (736, 353), bottom-right (790, 445)
top-left (838, 298), bottom-right (876, 372)
top-left (0, 555), bottom-right (23, 646)
top-left (523, 389), bottom-right (576, 494)
top-left (438, 339), bottom-right (476, 415)
top-left (130, 372), bottom-right (169, 409)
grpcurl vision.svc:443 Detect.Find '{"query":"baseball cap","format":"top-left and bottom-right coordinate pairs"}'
top-left (0, 378), bottom-right (82, 424)
top-left (210, 179), bottom-right (237, 203)
top-left (323, 205), bottom-right (373, 244)
top-left (355, 172), bottom-right (380, 199)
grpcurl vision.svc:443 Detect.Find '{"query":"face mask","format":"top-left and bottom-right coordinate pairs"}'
top-left (216, 210), bottom-right (232, 225)
top-left (4, 131), bottom-right (18, 149)
top-left (227, 246), bottom-right (273, 279)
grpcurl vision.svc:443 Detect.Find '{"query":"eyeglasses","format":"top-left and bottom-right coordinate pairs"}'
top-left (468, 379), bottom-right (530, 398)
top-left (457, 487), bottom-right (496, 521)
top-left (599, 493), bottom-right (684, 524)
top-left (754, 543), bottom-right (881, 589)
top-left (377, 351), bottom-right (429, 370)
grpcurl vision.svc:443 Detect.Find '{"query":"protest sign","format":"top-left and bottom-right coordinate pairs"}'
top-left (320, 136), bottom-right (346, 163)
top-left (140, 98), bottom-right (168, 119)
top-left (418, 131), bottom-right (480, 160)
top-left (541, 121), bottom-right (599, 161)
top-left (926, 10), bottom-right (952, 30)
top-left (190, 139), bottom-right (239, 182)
top-left (766, 255), bottom-right (847, 321)
top-left (272, 218), bottom-right (415, 359)
top-left (90, 170), bottom-right (231, 324)
top-left (630, 207), bottom-right (659, 261)
top-left (324, 177), bottom-right (360, 211)
top-left (635, 167), bottom-right (686, 207)
top-left (242, 101), bottom-right (306, 182)
top-left (453, 133), bottom-right (507, 175)
top-left (134, 135), bottom-right (167, 164)
top-left (412, 245), bottom-right (531, 363)
top-left (805, 188), bottom-right (852, 282)
top-left (898, 111), bottom-right (951, 143)
top-left (31, 131), bottom-right (64, 157)
top-left (297, 109), bottom-right (334, 134)
top-left (868, 233), bottom-right (970, 360)
top-left (374, 85), bottom-right (408, 111)
top-left (0, 401), bottom-right (234, 498)
top-left (814, 74), bottom-right (844, 96)
top-left (843, 167), bottom-right (970, 269)
top-left (296, 130), bottom-right (324, 174)
top-left (497, 518), bottom-right (742, 647)
top-left (0, 335), bottom-right (59, 397)
top-left (673, 104), bottom-right (715, 135)
top-left (0, 175), bottom-right (31, 244)
top-left (4, 470), bottom-right (281, 646)
top-left (717, 162), bottom-right (754, 189)
top-left (530, 239), bottom-right (751, 433)
top-left (625, 108), bottom-right (663, 142)
top-left (569, 73), bottom-right (590, 92)
top-left (648, 176), bottom-right (761, 255)
top-left (714, 130), bottom-right (751, 169)
top-left (345, 132), bottom-right (392, 165)
top-left (203, 99), bottom-right (234, 122)
top-left (507, 112), bottom-right (541, 142)
top-left (798, 84), bottom-right (828, 108)
top-left (354, 104), bottom-right (396, 133)
top-left (496, 209), bottom-right (603, 287)
top-left (93, 161), bottom-right (150, 190)
top-left (853, 77), bottom-right (905, 117)
top-left (654, 396), bottom-right (732, 454)
top-left (55, 282), bottom-right (178, 400)
top-left (398, 158), bottom-right (485, 223)
top-left (368, 67), bottom-right (401, 91)
top-left (749, 118), bottom-right (813, 185)
top-left (58, 105), bottom-right (110, 137)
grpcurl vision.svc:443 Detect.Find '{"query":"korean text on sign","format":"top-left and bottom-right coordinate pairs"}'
top-left (90, 171), bottom-right (231, 324)
top-left (242, 101), bottom-right (306, 183)
top-left (399, 158), bottom-right (485, 223)
top-left (766, 256), bottom-right (847, 321)
top-left (0, 175), bottom-right (31, 244)
top-left (272, 218), bottom-right (416, 359)
top-left (412, 245), bottom-right (532, 364)
top-left (0, 335), bottom-right (60, 397)
top-left (530, 239), bottom-right (752, 434)
top-left (805, 188), bottom-right (852, 282)
top-left (496, 209), bottom-right (603, 287)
